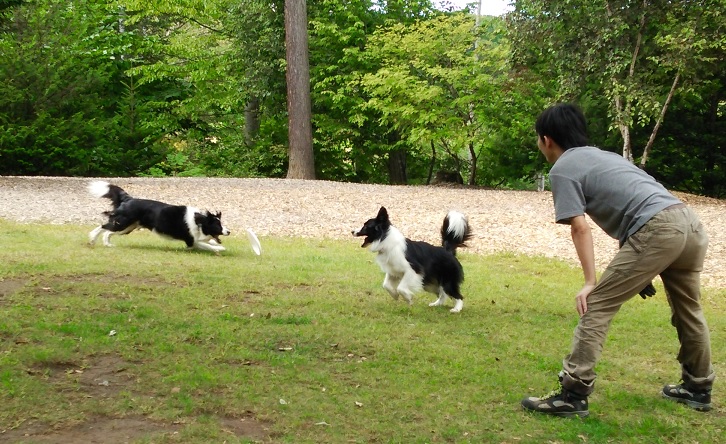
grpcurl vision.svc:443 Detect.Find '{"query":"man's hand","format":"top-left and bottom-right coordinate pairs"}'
top-left (639, 282), bottom-right (656, 299)
top-left (575, 283), bottom-right (596, 317)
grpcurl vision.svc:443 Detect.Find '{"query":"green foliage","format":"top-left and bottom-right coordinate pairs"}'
top-left (641, 82), bottom-right (726, 197)
top-left (355, 12), bottom-right (548, 187)
top-left (0, 0), bottom-right (194, 176)
top-left (508, 0), bottom-right (726, 165)
top-left (0, 0), bottom-right (118, 174)
top-left (360, 14), bottom-right (515, 185)
top-left (0, 0), bottom-right (724, 195)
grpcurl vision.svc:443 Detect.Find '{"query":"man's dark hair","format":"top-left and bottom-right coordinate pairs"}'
top-left (535, 103), bottom-right (589, 150)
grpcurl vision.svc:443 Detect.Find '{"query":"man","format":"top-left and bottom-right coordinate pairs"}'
top-left (521, 103), bottom-right (715, 418)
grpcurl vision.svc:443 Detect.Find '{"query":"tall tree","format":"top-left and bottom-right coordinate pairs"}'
top-left (361, 14), bottom-right (509, 185)
top-left (0, 0), bottom-right (169, 175)
top-left (508, 0), bottom-right (724, 165)
top-left (285, 0), bottom-right (315, 179)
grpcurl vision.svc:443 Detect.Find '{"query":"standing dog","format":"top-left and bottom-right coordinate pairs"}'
top-left (352, 206), bottom-right (472, 313)
top-left (88, 181), bottom-right (230, 253)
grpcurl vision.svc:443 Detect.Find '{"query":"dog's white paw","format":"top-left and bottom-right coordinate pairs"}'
top-left (450, 300), bottom-right (463, 313)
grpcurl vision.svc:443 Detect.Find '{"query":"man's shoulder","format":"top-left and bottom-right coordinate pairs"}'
top-left (556, 146), bottom-right (623, 168)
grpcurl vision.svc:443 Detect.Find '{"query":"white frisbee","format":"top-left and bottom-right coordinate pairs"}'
top-left (246, 228), bottom-right (262, 255)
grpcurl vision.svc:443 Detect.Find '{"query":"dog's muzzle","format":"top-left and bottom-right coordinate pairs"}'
top-left (213, 228), bottom-right (231, 244)
top-left (352, 230), bottom-right (370, 248)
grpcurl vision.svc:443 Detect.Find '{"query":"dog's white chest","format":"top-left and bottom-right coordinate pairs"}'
top-left (375, 250), bottom-right (409, 276)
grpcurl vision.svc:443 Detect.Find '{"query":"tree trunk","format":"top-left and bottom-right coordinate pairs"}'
top-left (611, 2), bottom-right (646, 163)
top-left (244, 96), bottom-right (260, 146)
top-left (467, 141), bottom-right (477, 185)
top-left (284, 0), bottom-right (315, 179)
top-left (426, 140), bottom-right (436, 184)
top-left (388, 150), bottom-right (407, 185)
top-left (640, 71), bottom-right (680, 169)
top-left (615, 95), bottom-right (634, 162)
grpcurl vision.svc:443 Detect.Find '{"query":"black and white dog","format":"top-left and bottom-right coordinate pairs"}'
top-left (352, 206), bottom-right (472, 313)
top-left (88, 181), bottom-right (230, 253)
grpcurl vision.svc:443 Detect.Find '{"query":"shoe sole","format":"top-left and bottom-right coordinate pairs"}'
top-left (551, 410), bottom-right (589, 418)
top-left (522, 406), bottom-right (589, 418)
top-left (662, 393), bottom-right (712, 412)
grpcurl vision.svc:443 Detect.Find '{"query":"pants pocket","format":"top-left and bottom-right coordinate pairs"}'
top-left (626, 228), bottom-right (652, 254)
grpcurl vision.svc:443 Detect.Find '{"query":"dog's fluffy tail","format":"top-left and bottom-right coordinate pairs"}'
top-left (441, 211), bottom-right (472, 255)
top-left (88, 181), bottom-right (132, 210)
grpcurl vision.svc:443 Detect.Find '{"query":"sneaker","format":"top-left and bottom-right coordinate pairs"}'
top-left (662, 383), bottom-right (712, 412)
top-left (521, 386), bottom-right (589, 418)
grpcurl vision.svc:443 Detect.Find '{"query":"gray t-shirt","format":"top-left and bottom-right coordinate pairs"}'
top-left (549, 146), bottom-right (681, 246)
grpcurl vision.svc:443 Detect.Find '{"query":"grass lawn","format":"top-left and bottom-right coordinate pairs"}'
top-left (0, 219), bottom-right (723, 443)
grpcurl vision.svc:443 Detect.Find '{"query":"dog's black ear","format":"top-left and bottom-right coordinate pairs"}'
top-left (376, 206), bottom-right (388, 222)
top-left (215, 211), bottom-right (222, 219)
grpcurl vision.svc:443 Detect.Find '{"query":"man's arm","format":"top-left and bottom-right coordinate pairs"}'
top-left (570, 215), bottom-right (596, 316)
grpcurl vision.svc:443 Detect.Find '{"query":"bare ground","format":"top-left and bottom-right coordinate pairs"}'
top-left (2, 349), bottom-right (270, 443)
top-left (1, 175), bottom-right (725, 289)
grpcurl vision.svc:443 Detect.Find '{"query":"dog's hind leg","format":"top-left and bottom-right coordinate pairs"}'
top-left (102, 221), bottom-right (139, 247)
top-left (450, 298), bottom-right (464, 313)
top-left (429, 289), bottom-right (449, 308)
top-left (441, 281), bottom-right (464, 313)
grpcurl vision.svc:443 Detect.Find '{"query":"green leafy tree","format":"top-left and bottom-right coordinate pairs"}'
top-left (304, 0), bottom-right (440, 183)
top-left (508, 0), bottom-right (725, 166)
top-left (306, 0), bottom-right (395, 182)
top-left (360, 13), bottom-right (510, 185)
top-left (0, 0), bottom-right (202, 176)
top-left (0, 0), bottom-right (123, 174)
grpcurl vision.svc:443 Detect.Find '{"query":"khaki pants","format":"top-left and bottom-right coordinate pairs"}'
top-left (561, 205), bottom-right (715, 395)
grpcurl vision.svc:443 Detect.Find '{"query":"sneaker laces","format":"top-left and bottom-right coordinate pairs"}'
top-left (537, 383), bottom-right (564, 400)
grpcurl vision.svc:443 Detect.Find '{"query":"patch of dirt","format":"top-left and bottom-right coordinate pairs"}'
top-left (28, 355), bottom-right (136, 398)
top-left (20, 273), bottom-right (185, 300)
top-left (2, 415), bottom-right (271, 444)
top-left (9, 355), bottom-right (272, 443)
top-left (0, 277), bottom-right (27, 301)
top-left (1, 416), bottom-right (181, 444)
top-left (218, 414), bottom-right (272, 442)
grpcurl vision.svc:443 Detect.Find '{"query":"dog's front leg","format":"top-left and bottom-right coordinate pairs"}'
top-left (102, 231), bottom-right (115, 247)
top-left (398, 289), bottom-right (414, 305)
top-left (193, 241), bottom-right (226, 253)
top-left (397, 272), bottom-right (421, 306)
top-left (89, 226), bottom-right (105, 245)
top-left (382, 274), bottom-right (400, 300)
